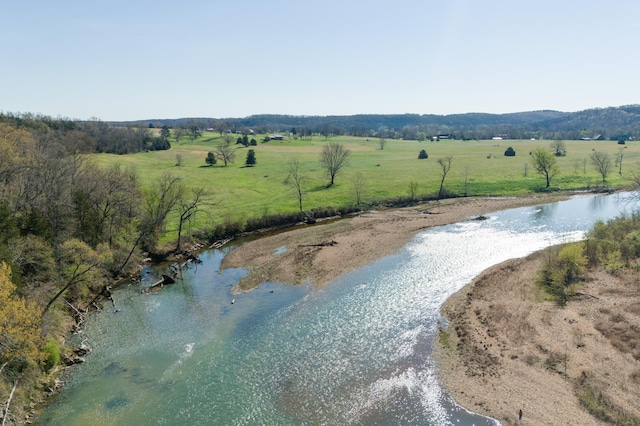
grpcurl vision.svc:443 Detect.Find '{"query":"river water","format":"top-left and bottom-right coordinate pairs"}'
top-left (38, 193), bottom-right (635, 425)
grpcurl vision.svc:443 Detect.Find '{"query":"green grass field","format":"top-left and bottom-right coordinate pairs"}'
top-left (95, 133), bottom-right (640, 239)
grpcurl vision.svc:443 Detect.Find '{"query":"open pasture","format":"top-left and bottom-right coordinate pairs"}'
top-left (95, 133), bottom-right (639, 236)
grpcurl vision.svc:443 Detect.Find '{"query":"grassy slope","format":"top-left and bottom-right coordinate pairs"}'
top-left (95, 134), bottom-right (640, 239)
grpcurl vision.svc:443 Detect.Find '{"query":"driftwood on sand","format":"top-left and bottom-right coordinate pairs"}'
top-left (298, 240), bottom-right (337, 247)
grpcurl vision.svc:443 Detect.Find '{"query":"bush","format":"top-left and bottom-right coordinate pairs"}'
top-left (418, 149), bottom-right (428, 159)
top-left (585, 214), bottom-right (640, 269)
top-left (42, 340), bottom-right (61, 371)
top-left (504, 146), bottom-right (516, 156)
top-left (537, 242), bottom-right (587, 306)
top-left (205, 151), bottom-right (216, 166)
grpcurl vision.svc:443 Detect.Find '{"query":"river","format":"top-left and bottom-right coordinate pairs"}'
top-left (38, 192), bottom-right (635, 425)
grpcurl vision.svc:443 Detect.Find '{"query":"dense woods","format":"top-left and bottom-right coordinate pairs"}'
top-left (0, 115), bottom-right (177, 423)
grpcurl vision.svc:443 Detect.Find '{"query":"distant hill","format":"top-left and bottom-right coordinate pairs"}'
top-left (110, 104), bottom-right (640, 141)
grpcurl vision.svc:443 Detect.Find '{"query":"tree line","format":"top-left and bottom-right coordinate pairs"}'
top-left (0, 112), bottom-right (170, 155)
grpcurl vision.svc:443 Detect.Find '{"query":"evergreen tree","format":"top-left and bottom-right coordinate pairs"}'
top-left (206, 151), bottom-right (217, 166)
top-left (245, 149), bottom-right (256, 166)
top-left (160, 125), bottom-right (171, 141)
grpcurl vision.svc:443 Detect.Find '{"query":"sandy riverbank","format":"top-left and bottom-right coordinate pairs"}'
top-left (221, 194), bottom-right (566, 292)
top-left (434, 250), bottom-right (640, 425)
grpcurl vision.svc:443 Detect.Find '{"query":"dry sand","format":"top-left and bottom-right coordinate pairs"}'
top-left (434, 251), bottom-right (640, 425)
top-left (222, 195), bottom-right (565, 292)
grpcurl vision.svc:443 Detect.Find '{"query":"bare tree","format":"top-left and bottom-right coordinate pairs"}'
top-left (616, 149), bottom-right (624, 176)
top-left (408, 181), bottom-right (419, 201)
top-left (531, 148), bottom-right (559, 188)
top-left (351, 172), bottom-right (366, 207)
top-left (551, 138), bottom-right (566, 156)
top-left (436, 156), bottom-right (453, 200)
top-left (379, 138), bottom-right (387, 150)
top-left (174, 127), bottom-right (186, 143)
top-left (285, 157), bottom-right (306, 216)
top-left (113, 173), bottom-right (186, 272)
top-left (175, 153), bottom-right (183, 166)
top-left (73, 162), bottom-right (140, 249)
top-left (215, 121), bottom-right (227, 137)
top-left (215, 139), bottom-right (236, 167)
top-left (140, 173), bottom-right (185, 251)
top-left (176, 187), bottom-right (213, 251)
top-left (319, 142), bottom-right (350, 186)
top-left (463, 165), bottom-right (471, 196)
top-left (222, 133), bottom-right (235, 145)
top-left (590, 151), bottom-right (612, 183)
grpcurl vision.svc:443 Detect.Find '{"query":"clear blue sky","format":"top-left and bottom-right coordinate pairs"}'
top-left (2, 1), bottom-right (639, 121)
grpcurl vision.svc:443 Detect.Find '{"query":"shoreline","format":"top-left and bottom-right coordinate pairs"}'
top-left (222, 191), bottom-right (640, 425)
top-left (38, 192), bottom-right (640, 424)
top-left (221, 194), bottom-right (568, 292)
top-left (433, 247), bottom-right (640, 425)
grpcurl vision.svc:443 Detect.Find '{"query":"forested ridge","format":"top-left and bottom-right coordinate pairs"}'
top-left (123, 104), bottom-right (640, 141)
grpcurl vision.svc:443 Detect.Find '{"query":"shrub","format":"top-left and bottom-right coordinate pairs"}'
top-left (504, 146), bottom-right (516, 156)
top-left (585, 214), bottom-right (640, 269)
top-left (537, 242), bottom-right (587, 306)
top-left (205, 151), bottom-right (216, 166)
top-left (418, 149), bottom-right (428, 159)
top-left (43, 340), bottom-right (61, 371)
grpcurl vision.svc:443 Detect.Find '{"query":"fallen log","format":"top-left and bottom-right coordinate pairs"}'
top-left (142, 274), bottom-right (176, 293)
top-left (298, 240), bottom-right (337, 247)
top-left (210, 238), bottom-right (233, 249)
